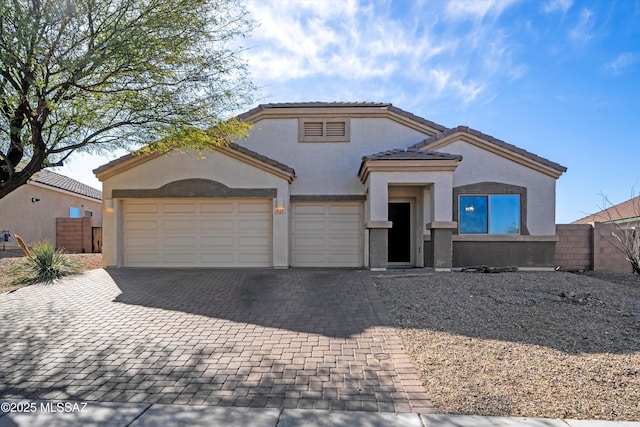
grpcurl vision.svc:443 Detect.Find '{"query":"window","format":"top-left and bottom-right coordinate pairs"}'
top-left (84, 210), bottom-right (93, 217)
top-left (69, 207), bottom-right (81, 218)
top-left (459, 195), bottom-right (520, 234)
top-left (298, 118), bottom-right (350, 142)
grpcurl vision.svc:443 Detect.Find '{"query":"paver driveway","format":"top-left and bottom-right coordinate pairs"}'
top-left (0, 269), bottom-right (433, 412)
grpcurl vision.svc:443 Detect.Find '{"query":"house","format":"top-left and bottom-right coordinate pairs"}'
top-left (572, 195), bottom-right (640, 229)
top-left (94, 103), bottom-right (566, 270)
top-left (0, 169), bottom-right (102, 247)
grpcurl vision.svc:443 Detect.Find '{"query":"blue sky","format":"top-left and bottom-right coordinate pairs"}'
top-left (57, 0), bottom-right (640, 223)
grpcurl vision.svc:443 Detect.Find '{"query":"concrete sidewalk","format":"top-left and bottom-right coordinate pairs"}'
top-left (1, 401), bottom-right (638, 427)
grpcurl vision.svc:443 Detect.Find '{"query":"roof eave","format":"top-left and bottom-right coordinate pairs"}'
top-left (237, 103), bottom-right (447, 136)
top-left (358, 158), bottom-right (461, 184)
top-left (416, 129), bottom-right (567, 179)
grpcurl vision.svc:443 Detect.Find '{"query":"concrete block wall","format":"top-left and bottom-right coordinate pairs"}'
top-left (56, 217), bottom-right (93, 253)
top-left (593, 223), bottom-right (633, 273)
top-left (555, 224), bottom-right (593, 270)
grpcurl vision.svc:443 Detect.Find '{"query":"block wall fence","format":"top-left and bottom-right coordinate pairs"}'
top-left (556, 223), bottom-right (633, 273)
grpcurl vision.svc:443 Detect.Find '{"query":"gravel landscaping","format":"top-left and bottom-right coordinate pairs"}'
top-left (0, 251), bottom-right (102, 293)
top-left (375, 270), bottom-right (640, 421)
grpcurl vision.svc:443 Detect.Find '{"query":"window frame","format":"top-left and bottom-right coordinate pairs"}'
top-left (298, 118), bottom-right (350, 143)
top-left (458, 194), bottom-right (521, 235)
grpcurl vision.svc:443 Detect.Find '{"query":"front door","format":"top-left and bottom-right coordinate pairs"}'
top-left (388, 202), bottom-right (411, 264)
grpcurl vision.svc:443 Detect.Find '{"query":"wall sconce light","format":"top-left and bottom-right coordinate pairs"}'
top-left (31, 197), bottom-right (40, 203)
top-left (465, 204), bottom-right (474, 212)
top-left (275, 198), bottom-right (285, 214)
top-left (105, 199), bottom-right (114, 212)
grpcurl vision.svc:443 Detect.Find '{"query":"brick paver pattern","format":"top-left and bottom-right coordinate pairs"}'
top-left (0, 269), bottom-right (434, 412)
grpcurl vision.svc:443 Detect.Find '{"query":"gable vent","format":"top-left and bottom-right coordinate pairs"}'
top-left (299, 118), bottom-right (350, 143)
top-left (304, 122), bottom-right (324, 137)
top-left (326, 121), bottom-right (346, 137)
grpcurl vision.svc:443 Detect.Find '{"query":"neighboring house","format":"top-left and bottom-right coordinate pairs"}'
top-left (94, 102), bottom-right (566, 270)
top-left (0, 169), bottom-right (102, 246)
top-left (572, 196), bottom-right (640, 229)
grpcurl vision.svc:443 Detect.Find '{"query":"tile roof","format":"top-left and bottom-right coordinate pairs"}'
top-left (227, 143), bottom-right (295, 176)
top-left (362, 148), bottom-right (462, 161)
top-left (93, 144), bottom-right (295, 178)
top-left (237, 102), bottom-right (448, 132)
top-left (31, 169), bottom-right (102, 200)
top-left (572, 195), bottom-right (640, 224)
top-left (410, 126), bottom-right (567, 173)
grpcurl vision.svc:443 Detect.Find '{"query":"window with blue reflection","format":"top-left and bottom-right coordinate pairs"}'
top-left (459, 194), bottom-right (520, 235)
top-left (459, 196), bottom-right (488, 234)
top-left (490, 195), bottom-right (520, 234)
top-left (69, 207), bottom-right (81, 218)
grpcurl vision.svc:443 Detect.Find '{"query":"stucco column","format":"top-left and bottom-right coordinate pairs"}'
top-left (431, 175), bottom-right (454, 222)
top-left (427, 177), bottom-right (455, 271)
top-left (365, 175), bottom-right (391, 270)
top-left (272, 190), bottom-right (289, 268)
top-left (101, 198), bottom-right (119, 267)
top-left (426, 222), bottom-right (457, 270)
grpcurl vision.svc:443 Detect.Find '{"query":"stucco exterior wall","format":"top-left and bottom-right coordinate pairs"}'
top-left (442, 140), bottom-right (557, 235)
top-left (241, 118), bottom-right (429, 195)
top-left (100, 150), bottom-right (290, 268)
top-left (0, 183), bottom-right (102, 246)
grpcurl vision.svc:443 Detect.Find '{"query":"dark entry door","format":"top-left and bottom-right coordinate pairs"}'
top-left (388, 203), bottom-right (411, 263)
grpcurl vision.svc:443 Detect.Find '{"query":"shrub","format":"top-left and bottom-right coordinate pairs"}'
top-left (9, 240), bottom-right (82, 285)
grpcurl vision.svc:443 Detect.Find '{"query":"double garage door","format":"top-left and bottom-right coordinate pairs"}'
top-left (122, 199), bottom-right (363, 267)
top-left (123, 199), bottom-right (272, 267)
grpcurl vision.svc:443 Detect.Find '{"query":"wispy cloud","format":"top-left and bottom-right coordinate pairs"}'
top-left (543, 0), bottom-right (573, 14)
top-left (568, 8), bottom-right (595, 45)
top-left (244, 0), bottom-right (525, 105)
top-left (604, 53), bottom-right (640, 75)
top-left (444, 0), bottom-right (520, 21)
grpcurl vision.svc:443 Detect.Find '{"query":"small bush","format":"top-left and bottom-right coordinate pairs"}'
top-left (9, 240), bottom-right (82, 285)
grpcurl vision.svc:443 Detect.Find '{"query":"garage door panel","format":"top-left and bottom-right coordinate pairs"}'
top-left (124, 199), bottom-right (272, 267)
top-left (125, 220), bottom-right (158, 231)
top-left (124, 237), bottom-right (159, 248)
top-left (290, 253), bottom-right (319, 265)
top-left (329, 205), bottom-right (361, 215)
top-left (238, 236), bottom-right (270, 247)
top-left (162, 220), bottom-right (196, 232)
top-left (126, 252), bottom-right (160, 265)
top-left (291, 202), bottom-right (363, 267)
top-left (200, 219), bottom-right (234, 231)
top-left (238, 252), bottom-right (271, 264)
top-left (238, 219), bottom-right (271, 233)
top-left (292, 236), bottom-right (324, 249)
top-left (162, 253), bottom-right (199, 264)
top-left (328, 237), bottom-right (361, 250)
top-left (163, 203), bottom-right (195, 213)
top-left (292, 204), bottom-right (326, 215)
top-left (328, 220), bottom-right (361, 232)
top-left (126, 203), bottom-right (158, 213)
top-left (292, 220), bottom-right (325, 232)
top-left (200, 203), bottom-right (234, 213)
top-left (162, 237), bottom-right (195, 249)
top-left (201, 253), bottom-right (235, 264)
top-left (201, 236), bottom-right (234, 247)
top-left (238, 202), bottom-right (271, 213)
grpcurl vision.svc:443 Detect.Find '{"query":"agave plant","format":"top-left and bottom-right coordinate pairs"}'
top-left (9, 239), bottom-right (82, 285)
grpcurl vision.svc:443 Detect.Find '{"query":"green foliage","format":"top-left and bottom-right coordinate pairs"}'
top-left (0, 0), bottom-right (255, 198)
top-left (8, 241), bottom-right (82, 285)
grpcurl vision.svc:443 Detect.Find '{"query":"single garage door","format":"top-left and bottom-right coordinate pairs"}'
top-left (290, 202), bottom-right (363, 267)
top-left (123, 199), bottom-right (272, 267)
